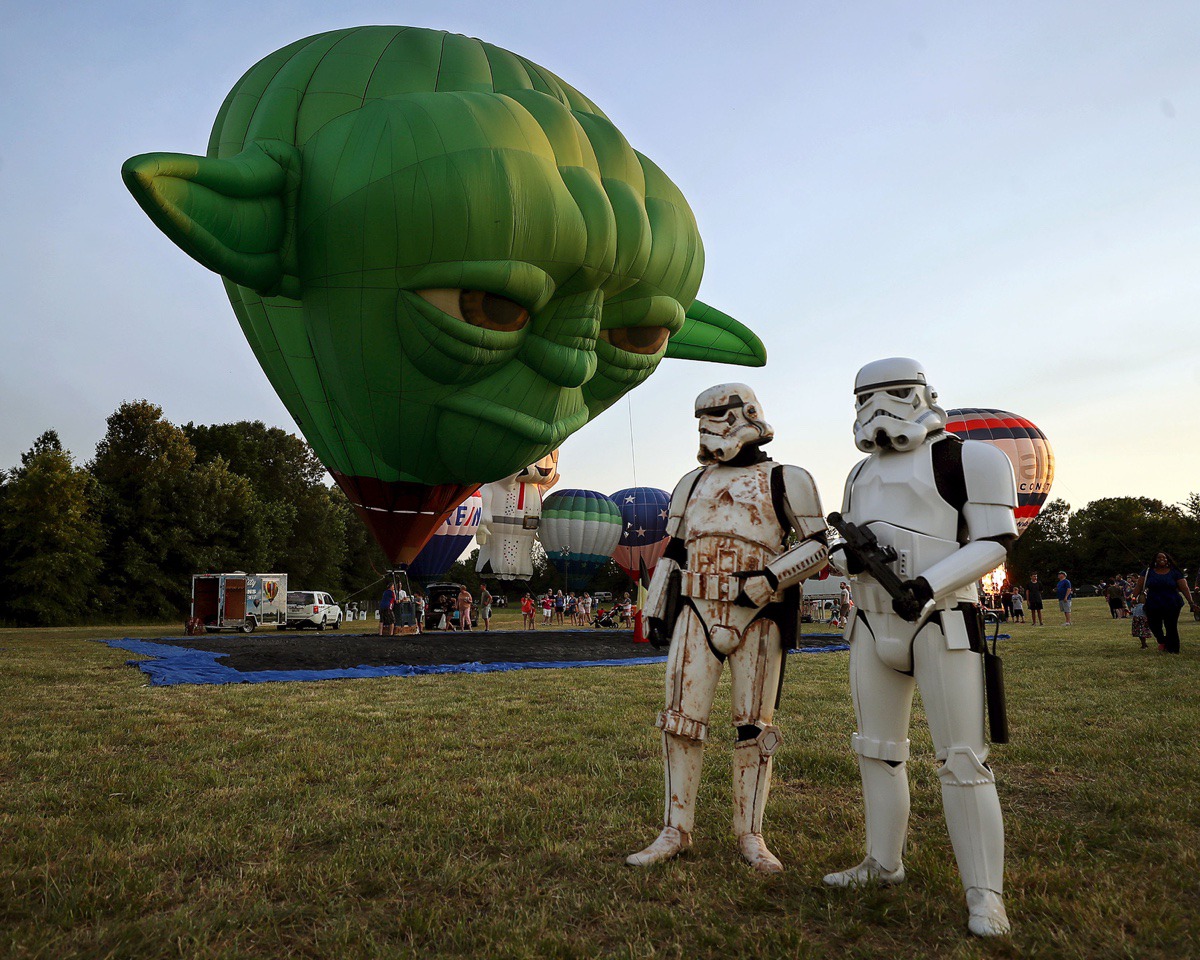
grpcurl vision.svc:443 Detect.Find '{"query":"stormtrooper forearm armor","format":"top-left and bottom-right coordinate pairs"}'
top-left (765, 538), bottom-right (829, 590)
top-left (918, 539), bottom-right (1008, 603)
top-left (763, 465), bottom-right (829, 588)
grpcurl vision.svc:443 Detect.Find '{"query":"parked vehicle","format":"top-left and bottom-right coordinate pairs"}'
top-left (593, 591), bottom-right (614, 603)
top-left (423, 582), bottom-right (468, 630)
top-left (285, 591), bottom-right (343, 630)
top-left (191, 573), bottom-right (287, 633)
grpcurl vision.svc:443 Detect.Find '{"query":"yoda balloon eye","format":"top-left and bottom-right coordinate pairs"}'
top-left (460, 291), bottom-right (529, 332)
top-left (602, 326), bottom-right (669, 355)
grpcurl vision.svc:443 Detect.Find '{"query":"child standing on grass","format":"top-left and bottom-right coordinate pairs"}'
top-left (1010, 588), bottom-right (1024, 623)
top-left (1131, 602), bottom-right (1153, 649)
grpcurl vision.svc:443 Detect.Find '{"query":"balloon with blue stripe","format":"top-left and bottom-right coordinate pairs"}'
top-left (538, 489), bottom-right (622, 590)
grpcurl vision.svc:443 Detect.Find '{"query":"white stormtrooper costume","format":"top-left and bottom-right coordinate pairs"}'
top-left (626, 384), bottom-right (829, 874)
top-left (823, 358), bottom-right (1018, 937)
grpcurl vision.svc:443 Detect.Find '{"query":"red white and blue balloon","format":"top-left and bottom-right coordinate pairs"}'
top-left (406, 491), bottom-right (483, 579)
top-left (610, 486), bottom-right (671, 584)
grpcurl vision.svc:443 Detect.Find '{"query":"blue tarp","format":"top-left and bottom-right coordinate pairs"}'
top-left (97, 635), bottom-right (853, 687)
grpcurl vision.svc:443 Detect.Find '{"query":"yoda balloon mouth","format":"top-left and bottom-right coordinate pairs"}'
top-left (122, 26), bottom-right (765, 560)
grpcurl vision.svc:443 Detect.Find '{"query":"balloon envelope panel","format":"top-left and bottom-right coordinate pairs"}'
top-left (407, 491), bottom-right (483, 579)
top-left (944, 408), bottom-right (1054, 536)
top-left (539, 489), bottom-right (622, 588)
top-left (610, 486), bottom-right (670, 583)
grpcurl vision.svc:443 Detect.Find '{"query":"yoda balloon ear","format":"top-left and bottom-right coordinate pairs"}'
top-left (667, 300), bottom-right (767, 366)
top-left (121, 140), bottom-right (302, 299)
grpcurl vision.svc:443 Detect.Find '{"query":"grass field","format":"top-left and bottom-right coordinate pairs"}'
top-left (2, 597), bottom-right (1197, 958)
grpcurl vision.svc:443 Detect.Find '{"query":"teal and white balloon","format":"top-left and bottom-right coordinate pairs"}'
top-left (538, 490), bottom-right (622, 589)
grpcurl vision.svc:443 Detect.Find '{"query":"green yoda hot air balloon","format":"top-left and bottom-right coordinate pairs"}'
top-left (123, 26), bottom-right (764, 562)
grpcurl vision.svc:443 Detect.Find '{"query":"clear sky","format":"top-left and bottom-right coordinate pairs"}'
top-left (2, 1), bottom-right (1198, 515)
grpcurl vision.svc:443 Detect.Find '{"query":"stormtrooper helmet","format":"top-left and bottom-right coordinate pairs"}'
top-left (694, 383), bottom-right (774, 464)
top-left (852, 358), bottom-right (947, 453)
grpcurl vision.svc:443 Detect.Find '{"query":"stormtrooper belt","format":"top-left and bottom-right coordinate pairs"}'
top-left (680, 570), bottom-right (744, 603)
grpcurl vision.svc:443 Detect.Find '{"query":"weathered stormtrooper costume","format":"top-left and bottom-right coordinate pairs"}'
top-left (824, 358), bottom-right (1018, 937)
top-left (626, 385), bottom-right (829, 874)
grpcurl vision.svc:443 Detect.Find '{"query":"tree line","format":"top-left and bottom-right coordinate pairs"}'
top-left (0, 401), bottom-right (391, 626)
top-left (1009, 495), bottom-right (1200, 588)
top-left (0, 400), bottom-right (640, 627)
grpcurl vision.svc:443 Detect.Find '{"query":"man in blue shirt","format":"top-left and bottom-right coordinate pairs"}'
top-left (1055, 571), bottom-right (1073, 626)
top-left (379, 584), bottom-right (397, 636)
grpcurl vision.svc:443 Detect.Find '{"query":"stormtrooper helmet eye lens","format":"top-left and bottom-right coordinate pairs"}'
top-left (856, 393), bottom-right (872, 405)
top-left (887, 387), bottom-right (915, 400)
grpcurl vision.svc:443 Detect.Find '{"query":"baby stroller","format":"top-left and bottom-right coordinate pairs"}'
top-left (592, 606), bottom-right (617, 628)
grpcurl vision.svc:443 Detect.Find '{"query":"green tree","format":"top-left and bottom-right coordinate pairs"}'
top-left (335, 490), bottom-right (391, 603)
top-left (1068, 497), bottom-right (1184, 583)
top-left (185, 420), bottom-right (349, 592)
top-left (0, 434), bottom-right (103, 625)
top-left (90, 401), bottom-right (198, 618)
top-left (1009, 498), bottom-right (1072, 584)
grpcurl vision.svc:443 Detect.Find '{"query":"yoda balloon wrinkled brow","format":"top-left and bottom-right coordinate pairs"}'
top-left (123, 25), bottom-right (764, 561)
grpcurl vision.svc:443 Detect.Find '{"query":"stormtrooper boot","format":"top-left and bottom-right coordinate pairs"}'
top-left (824, 756), bottom-right (908, 887)
top-left (732, 726), bottom-right (783, 874)
top-left (627, 732), bottom-right (702, 866)
top-left (939, 746), bottom-right (1010, 937)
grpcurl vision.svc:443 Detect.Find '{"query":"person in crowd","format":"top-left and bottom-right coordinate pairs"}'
top-left (521, 592), bottom-right (535, 629)
top-left (1130, 595), bottom-right (1153, 649)
top-left (1009, 585), bottom-right (1024, 623)
top-left (479, 584), bottom-right (493, 632)
top-left (542, 592), bottom-right (554, 624)
top-left (1025, 573), bottom-right (1044, 626)
top-left (999, 580), bottom-right (1013, 622)
top-left (378, 582), bottom-right (397, 636)
top-left (1132, 552), bottom-right (1196, 654)
top-left (580, 592), bottom-right (592, 624)
top-left (619, 592), bottom-right (633, 628)
top-left (455, 586), bottom-right (473, 631)
top-left (838, 581), bottom-right (852, 626)
top-left (554, 589), bottom-right (566, 625)
top-left (1106, 576), bottom-right (1126, 620)
top-left (566, 592), bottom-right (578, 625)
top-left (413, 591), bottom-right (425, 634)
top-left (1055, 571), bottom-right (1073, 627)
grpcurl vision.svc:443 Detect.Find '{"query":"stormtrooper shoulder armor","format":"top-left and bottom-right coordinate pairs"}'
top-left (962, 441), bottom-right (1018, 508)
top-left (665, 466), bottom-right (707, 539)
top-left (779, 465), bottom-right (826, 539)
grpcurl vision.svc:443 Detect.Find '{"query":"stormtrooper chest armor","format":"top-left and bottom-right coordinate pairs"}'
top-left (685, 463), bottom-right (785, 575)
top-left (847, 444), bottom-right (962, 583)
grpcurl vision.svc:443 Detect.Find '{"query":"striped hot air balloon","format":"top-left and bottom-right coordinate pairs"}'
top-left (610, 487), bottom-right (671, 585)
top-left (538, 490), bottom-right (622, 590)
top-left (944, 408), bottom-right (1054, 536)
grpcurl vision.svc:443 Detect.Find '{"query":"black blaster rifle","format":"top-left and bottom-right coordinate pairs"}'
top-left (826, 512), bottom-right (931, 624)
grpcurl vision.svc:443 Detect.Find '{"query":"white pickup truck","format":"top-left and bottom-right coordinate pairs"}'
top-left (285, 591), bottom-right (343, 631)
